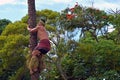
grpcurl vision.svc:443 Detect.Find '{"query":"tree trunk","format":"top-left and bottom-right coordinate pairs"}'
top-left (28, 0), bottom-right (37, 52)
top-left (28, 0), bottom-right (39, 80)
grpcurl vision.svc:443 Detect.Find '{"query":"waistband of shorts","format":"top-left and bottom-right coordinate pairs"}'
top-left (39, 39), bottom-right (49, 42)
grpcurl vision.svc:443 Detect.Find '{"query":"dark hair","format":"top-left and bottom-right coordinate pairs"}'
top-left (38, 20), bottom-right (45, 26)
top-left (40, 19), bottom-right (46, 23)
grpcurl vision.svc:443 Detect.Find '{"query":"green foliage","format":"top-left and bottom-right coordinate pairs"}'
top-left (60, 39), bottom-right (120, 79)
top-left (1, 21), bottom-right (28, 36)
top-left (37, 9), bottom-right (59, 19)
top-left (0, 36), bottom-right (7, 49)
top-left (87, 70), bottom-right (120, 80)
top-left (45, 24), bottom-right (56, 32)
top-left (21, 9), bottom-right (60, 25)
top-left (109, 14), bottom-right (120, 29)
top-left (0, 34), bottom-right (29, 80)
top-left (21, 14), bottom-right (29, 23)
top-left (102, 70), bottom-right (120, 80)
top-left (0, 19), bottom-right (11, 34)
top-left (108, 14), bottom-right (120, 44)
top-left (9, 66), bottom-right (30, 80)
top-left (0, 19), bottom-right (29, 80)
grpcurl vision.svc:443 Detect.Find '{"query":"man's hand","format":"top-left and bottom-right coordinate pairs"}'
top-left (27, 26), bottom-right (32, 32)
top-left (27, 26), bottom-right (38, 32)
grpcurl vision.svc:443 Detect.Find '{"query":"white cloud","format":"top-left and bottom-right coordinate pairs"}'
top-left (0, 0), bottom-right (15, 5)
top-left (94, 1), bottom-right (120, 10)
top-left (36, 0), bottom-right (54, 5)
top-left (37, 0), bottom-right (73, 4)
top-left (0, 0), bottom-right (27, 5)
top-left (35, 0), bottom-right (79, 6)
top-left (52, 0), bottom-right (73, 3)
top-left (13, 1), bottom-right (27, 5)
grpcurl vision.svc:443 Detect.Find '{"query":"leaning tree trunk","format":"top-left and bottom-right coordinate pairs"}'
top-left (28, 0), bottom-right (39, 80)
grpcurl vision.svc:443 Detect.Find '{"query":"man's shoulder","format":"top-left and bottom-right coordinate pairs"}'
top-left (37, 26), bottom-right (42, 29)
top-left (37, 25), bottom-right (44, 28)
top-left (38, 25), bottom-right (45, 30)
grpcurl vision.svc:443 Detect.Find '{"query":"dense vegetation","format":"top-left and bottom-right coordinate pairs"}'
top-left (0, 4), bottom-right (120, 80)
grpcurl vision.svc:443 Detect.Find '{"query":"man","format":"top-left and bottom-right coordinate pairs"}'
top-left (27, 19), bottom-right (51, 74)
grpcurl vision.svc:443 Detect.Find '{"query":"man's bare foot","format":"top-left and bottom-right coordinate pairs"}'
top-left (33, 68), bottom-right (38, 72)
top-left (30, 68), bottom-right (38, 74)
top-left (30, 70), bottom-right (34, 74)
top-left (32, 50), bottom-right (40, 56)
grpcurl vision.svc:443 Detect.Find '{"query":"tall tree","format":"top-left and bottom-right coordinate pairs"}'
top-left (60, 4), bottom-right (109, 42)
top-left (28, 0), bottom-right (38, 80)
top-left (0, 21), bottom-right (29, 80)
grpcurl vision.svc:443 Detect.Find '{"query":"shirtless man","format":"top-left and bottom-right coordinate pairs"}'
top-left (27, 20), bottom-right (51, 74)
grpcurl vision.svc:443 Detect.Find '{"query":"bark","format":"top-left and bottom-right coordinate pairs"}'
top-left (28, 0), bottom-right (39, 80)
top-left (28, 0), bottom-right (37, 52)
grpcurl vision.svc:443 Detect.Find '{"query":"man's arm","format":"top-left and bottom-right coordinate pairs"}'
top-left (27, 26), bottom-right (38, 32)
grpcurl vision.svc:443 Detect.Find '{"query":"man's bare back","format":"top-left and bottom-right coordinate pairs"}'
top-left (37, 25), bottom-right (49, 40)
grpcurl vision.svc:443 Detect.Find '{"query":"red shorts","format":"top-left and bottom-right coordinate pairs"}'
top-left (34, 39), bottom-right (51, 54)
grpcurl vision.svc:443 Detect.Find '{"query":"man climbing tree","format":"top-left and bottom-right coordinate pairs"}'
top-left (27, 0), bottom-right (51, 80)
top-left (27, 19), bottom-right (51, 73)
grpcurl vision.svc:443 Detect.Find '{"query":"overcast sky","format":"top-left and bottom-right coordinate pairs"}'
top-left (0, 0), bottom-right (120, 22)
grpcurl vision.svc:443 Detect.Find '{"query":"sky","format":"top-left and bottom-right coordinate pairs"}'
top-left (0, 0), bottom-right (120, 22)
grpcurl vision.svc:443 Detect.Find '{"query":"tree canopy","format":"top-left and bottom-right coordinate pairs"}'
top-left (0, 19), bottom-right (11, 34)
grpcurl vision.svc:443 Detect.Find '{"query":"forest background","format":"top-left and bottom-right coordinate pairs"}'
top-left (0, 1), bottom-right (120, 80)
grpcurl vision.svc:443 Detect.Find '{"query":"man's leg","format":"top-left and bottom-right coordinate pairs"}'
top-left (30, 50), bottom-right (45, 80)
top-left (31, 71), bottom-right (40, 80)
top-left (30, 50), bottom-right (41, 80)
top-left (37, 54), bottom-right (45, 73)
top-left (29, 55), bottom-right (39, 74)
